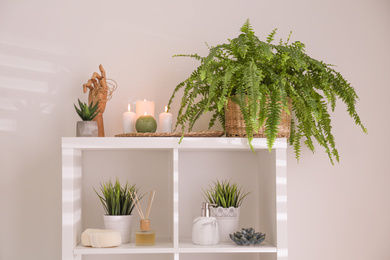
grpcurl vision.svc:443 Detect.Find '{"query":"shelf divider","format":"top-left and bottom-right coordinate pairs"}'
top-left (172, 148), bottom-right (179, 249)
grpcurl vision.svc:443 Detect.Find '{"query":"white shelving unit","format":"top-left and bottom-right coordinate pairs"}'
top-left (62, 137), bottom-right (288, 260)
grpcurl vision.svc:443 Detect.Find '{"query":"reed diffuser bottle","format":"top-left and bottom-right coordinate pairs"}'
top-left (130, 190), bottom-right (156, 246)
top-left (136, 219), bottom-right (155, 246)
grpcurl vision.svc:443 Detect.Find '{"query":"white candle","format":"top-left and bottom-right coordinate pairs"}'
top-left (159, 106), bottom-right (173, 133)
top-left (123, 104), bottom-right (136, 133)
top-left (136, 99), bottom-right (155, 118)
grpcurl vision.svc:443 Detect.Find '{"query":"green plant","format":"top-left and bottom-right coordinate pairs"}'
top-left (203, 179), bottom-right (250, 208)
top-left (94, 178), bottom-right (142, 215)
top-left (167, 19), bottom-right (367, 164)
top-left (74, 99), bottom-right (100, 121)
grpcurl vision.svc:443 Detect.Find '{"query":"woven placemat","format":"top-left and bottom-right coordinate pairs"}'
top-left (115, 131), bottom-right (225, 137)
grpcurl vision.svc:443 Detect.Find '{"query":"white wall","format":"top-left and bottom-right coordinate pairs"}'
top-left (1, 0), bottom-right (389, 259)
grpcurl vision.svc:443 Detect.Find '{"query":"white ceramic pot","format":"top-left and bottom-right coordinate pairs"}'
top-left (103, 215), bottom-right (133, 243)
top-left (76, 121), bottom-right (98, 137)
top-left (210, 206), bottom-right (240, 243)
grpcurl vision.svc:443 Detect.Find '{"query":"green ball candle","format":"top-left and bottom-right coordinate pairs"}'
top-left (136, 115), bottom-right (157, 133)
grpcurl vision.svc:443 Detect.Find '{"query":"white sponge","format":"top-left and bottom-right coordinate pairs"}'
top-left (81, 229), bottom-right (122, 248)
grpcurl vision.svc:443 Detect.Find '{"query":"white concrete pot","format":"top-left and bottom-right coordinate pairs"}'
top-left (103, 215), bottom-right (133, 243)
top-left (76, 121), bottom-right (98, 137)
top-left (210, 206), bottom-right (240, 243)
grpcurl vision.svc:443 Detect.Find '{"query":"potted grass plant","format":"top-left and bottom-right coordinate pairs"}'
top-left (203, 179), bottom-right (250, 243)
top-left (167, 19), bottom-right (367, 164)
top-left (74, 99), bottom-right (100, 137)
top-left (94, 178), bottom-right (143, 243)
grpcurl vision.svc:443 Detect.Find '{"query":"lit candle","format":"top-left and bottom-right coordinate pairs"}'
top-left (123, 104), bottom-right (136, 133)
top-left (136, 112), bottom-right (157, 133)
top-left (136, 99), bottom-right (155, 118)
top-left (159, 106), bottom-right (173, 133)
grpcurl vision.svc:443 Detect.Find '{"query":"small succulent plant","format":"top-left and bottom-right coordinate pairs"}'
top-left (203, 179), bottom-right (250, 208)
top-left (74, 99), bottom-right (100, 121)
top-left (229, 228), bottom-right (266, 246)
top-left (94, 178), bottom-right (142, 215)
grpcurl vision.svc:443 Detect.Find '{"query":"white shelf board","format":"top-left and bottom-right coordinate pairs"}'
top-left (62, 137), bottom-right (287, 150)
top-left (74, 238), bottom-right (174, 255)
top-left (74, 237), bottom-right (277, 255)
top-left (178, 238), bottom-right (277, 253)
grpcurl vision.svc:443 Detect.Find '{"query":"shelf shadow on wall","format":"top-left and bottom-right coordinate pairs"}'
top-left (0, 39), bottom-right (74, 259)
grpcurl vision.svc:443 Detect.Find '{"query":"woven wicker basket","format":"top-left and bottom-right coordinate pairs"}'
top-left (225, 98), bottom-right (292, 138)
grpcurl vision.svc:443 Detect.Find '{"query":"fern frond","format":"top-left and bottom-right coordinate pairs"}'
top-left (285, 31), bottom-right (292, 46)
top-left (243, 59), bottom-right (262, 131)
top-left (240, 18), bottom-right (254, 36)
top-left (265, 89), bottom-right (282, 151)
top-left (266, 28), bottom-right (278, 43)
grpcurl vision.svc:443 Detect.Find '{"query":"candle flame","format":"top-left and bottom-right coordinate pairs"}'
top-left (165, 106), bottom-right (168, 113)
top-left (144, 99), bottom-right (146, 101)
top-left (128, 104), bottom-right (131, 112)
top-left (144, 112), bottom-right (147, 115)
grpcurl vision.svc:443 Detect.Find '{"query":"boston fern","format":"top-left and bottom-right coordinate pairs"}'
top-left (94, 178), bottom-right (142, 215)
top-left (168, 19), bottom-right (366, 164)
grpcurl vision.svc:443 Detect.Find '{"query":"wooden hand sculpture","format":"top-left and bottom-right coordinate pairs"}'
top-left (83, 64), bottom-right (116, 137)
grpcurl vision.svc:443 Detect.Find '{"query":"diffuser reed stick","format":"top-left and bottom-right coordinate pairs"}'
top-left (130, 190), bottom-right (156, 220)
top-left (135, 192), bottom-right (145, 219)
top-left (145, 190), bottom-right (155, 220)
top-left (129, 191), bottom-right (143, 219)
